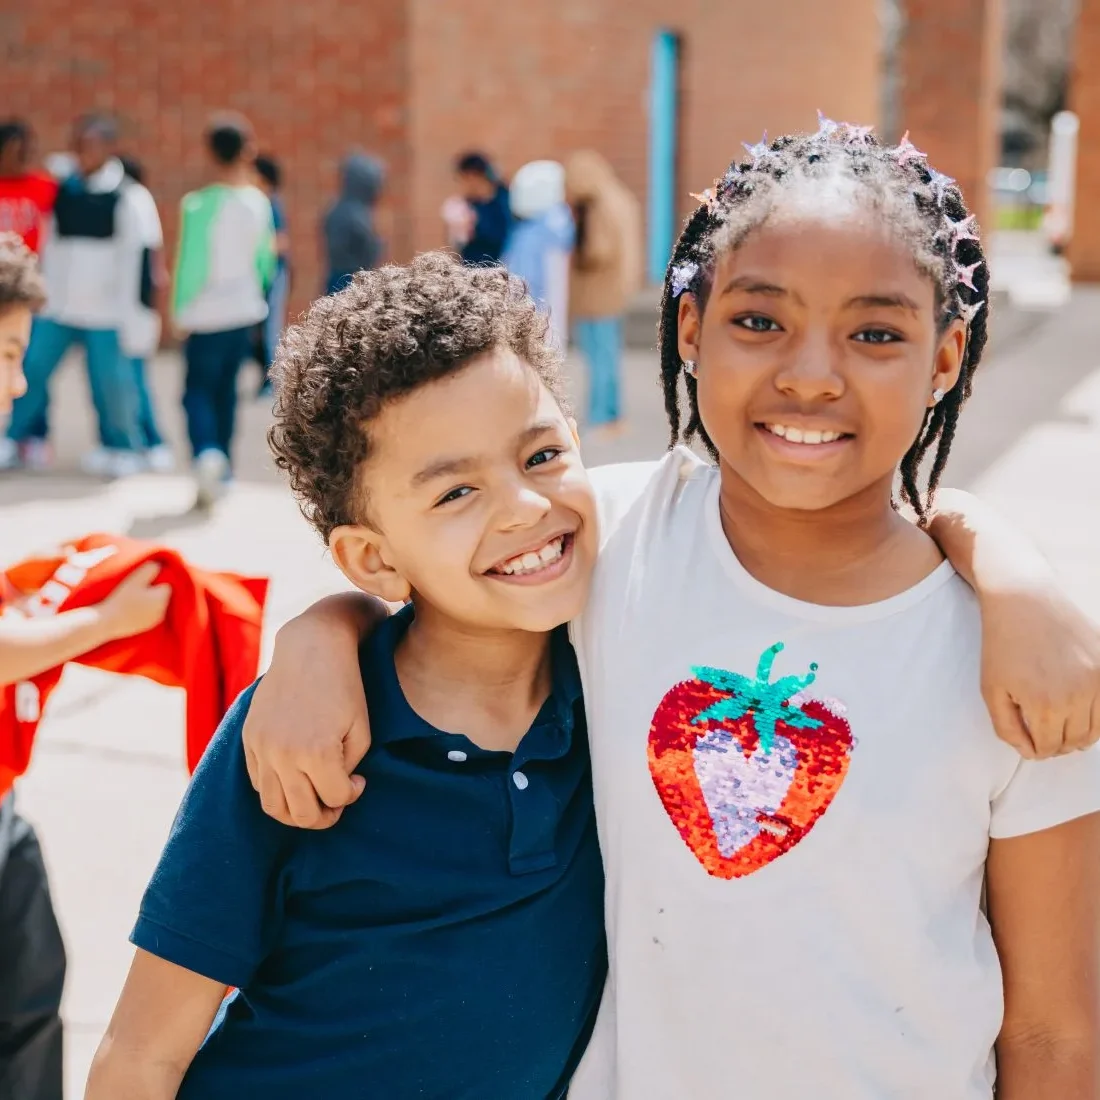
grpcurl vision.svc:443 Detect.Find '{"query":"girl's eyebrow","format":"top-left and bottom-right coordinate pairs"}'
top-left (719, 276), bottom-right (797, 302)
top-left (844, 293), bottom-right (921, 313)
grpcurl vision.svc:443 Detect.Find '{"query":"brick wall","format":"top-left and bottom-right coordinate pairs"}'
top-left (1, 0), bottom-right (881, 321)
top-left (897, 0), bottom-right (1004, 231)
top-left (406, 0), bottom-right (880, 258)
top-left (0, 0), bottom-right (409, 320)
top-left (1070, 0), bottom-right (1100, 281)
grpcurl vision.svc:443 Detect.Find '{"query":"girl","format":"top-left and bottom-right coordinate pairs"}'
top-left (243, 123), bottom-right (1100, 1097)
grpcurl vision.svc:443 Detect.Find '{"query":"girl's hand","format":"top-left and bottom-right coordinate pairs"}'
top-left (242, 593), bottom-right (386, 829)
top-left (980, 583), bottom-right (1100, 759)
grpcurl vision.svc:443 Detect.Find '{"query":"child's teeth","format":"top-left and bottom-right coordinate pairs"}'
top-left (497, 537), bottom-right (566, 576)
top-left (538, 539), bottom-right (562, 564)
top-left (767, 424), bottom-right (843, 445)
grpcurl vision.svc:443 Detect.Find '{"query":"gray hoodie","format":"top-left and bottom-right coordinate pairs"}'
top-left (322, 154), bottom-right (384, 287)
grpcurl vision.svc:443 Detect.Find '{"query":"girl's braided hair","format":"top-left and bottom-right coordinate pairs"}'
top-left (658, 119), bottom-right (989, 520)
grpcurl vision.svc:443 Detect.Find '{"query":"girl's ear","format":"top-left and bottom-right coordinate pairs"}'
top-left (328, 525), bottom-right (411, 605)
top-left (930, 318), bottom-right (968, 406)
top-left (677, 292), bottom-right (703, 365)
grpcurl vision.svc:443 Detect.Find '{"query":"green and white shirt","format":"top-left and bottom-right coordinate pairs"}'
top-left (172, 183), bottom-right (275, 334)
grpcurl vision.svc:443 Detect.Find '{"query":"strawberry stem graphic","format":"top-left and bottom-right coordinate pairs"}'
top-left (690, 642), bottom-right (822, 754)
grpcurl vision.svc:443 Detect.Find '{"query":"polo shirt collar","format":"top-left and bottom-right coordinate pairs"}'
top-left (361, 606), bottom-right (582, 749)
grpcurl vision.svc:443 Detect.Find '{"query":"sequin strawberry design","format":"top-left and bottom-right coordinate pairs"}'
top-left (647, 643), bottom-right (853, 879)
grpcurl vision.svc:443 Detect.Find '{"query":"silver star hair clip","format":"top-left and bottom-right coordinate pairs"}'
top-left (956, 260), bottom-right (981, 293)
top-left (815, 111), bottom-right (841, 140)
top-left (928, 169), bottom-right (956, 206)
top-left (950, 213), bottom-right (980, 245)
top-left (893, 131), bottom-right (927, 168)
top-left (743, 132), bottom-right (769, 168)
top-left (844, 124), bottom-right (875, 145)
top-left (670, 261), bottom-right (698, 298)
top-left (689, 187), bottom-right (719, 213)
top-left (959, 299), bottom-right (985, 326)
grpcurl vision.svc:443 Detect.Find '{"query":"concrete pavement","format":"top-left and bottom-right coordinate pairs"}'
top-left (2, 285), bottom-right (1100, 1095)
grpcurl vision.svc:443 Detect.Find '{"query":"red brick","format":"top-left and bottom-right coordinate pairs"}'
top-left (1070, 0), bottom-right (1100, 281)
top-left (897, 0), bottom-right (1004, 231)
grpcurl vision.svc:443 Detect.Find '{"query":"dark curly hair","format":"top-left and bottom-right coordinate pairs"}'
top-left (660, 123), bottom-right (990, 522)
top-left (269, 250), bottom-right (565, 541)
top-left (0, 233), bottom-right (46, 314)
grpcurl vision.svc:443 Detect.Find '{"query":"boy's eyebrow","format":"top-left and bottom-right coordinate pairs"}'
top-left (514, 420), bottom-right (562, 447)
top-left (410, 455), bottom-right (478, 487)
top-left (409, 421), bottom-right (562, 488)
top-left (844, 293), bottom-right (922, 313)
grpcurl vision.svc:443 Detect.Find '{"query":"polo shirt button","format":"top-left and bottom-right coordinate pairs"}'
top-left (512, 770), bottom-right (529, 790)
top-left (447, 750), bottom-right (468, 763)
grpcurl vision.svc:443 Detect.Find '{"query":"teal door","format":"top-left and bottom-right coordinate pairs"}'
top-left (648, 30), bottom-right (680, 284)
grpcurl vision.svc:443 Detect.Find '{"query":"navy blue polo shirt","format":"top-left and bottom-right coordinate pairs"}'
top-left (131, 607), bottom-right (606, 1099)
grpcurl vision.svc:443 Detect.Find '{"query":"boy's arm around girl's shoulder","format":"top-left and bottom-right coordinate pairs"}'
top-left (86, 685), bottom-right (298, 1099)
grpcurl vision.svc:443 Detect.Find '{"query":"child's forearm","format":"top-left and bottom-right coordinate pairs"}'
top-left (274, 591), bottom-right (389, 654)
top-left (994, 1038), bottom-right (1096, 1099)
top-left (0, 606), bottom-right (113, 686)
top-left (928, 488), bottom-right (1052, 593)
top-left (85, 1042), bottom-right (184, 1100)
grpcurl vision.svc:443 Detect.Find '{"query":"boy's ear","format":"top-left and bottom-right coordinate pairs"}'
top-left (931, 318), bottom-right (968, 405)
top-left (328, 525), bottom-right (411, 605)
top-left (677, 293), bottom-right (702, 365)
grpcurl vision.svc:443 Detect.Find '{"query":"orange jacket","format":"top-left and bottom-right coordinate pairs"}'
top-left (0, 534), bottom-right (268, 800)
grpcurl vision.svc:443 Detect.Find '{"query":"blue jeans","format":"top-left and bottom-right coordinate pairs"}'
top-left (575, 316), bottom-right (623, 426)
top-left (263, 265), bottom-right (289, 370)
top-left (8, 318), bottom-right (140, 450)
top-left (131, 357), bottom-right (163, 449)
top-left (182, 327), bottom-right (252, 462)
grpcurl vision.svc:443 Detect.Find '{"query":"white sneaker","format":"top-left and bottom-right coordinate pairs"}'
top-left (145, 444), bottom-right (176, 474)
top-left (21, 438), bottom-right (53, 471)
top-left (0, 437), bottom-right (20, 471)
top-left (80, 446), bottom-right (113, 476)
top-left (103, 449), bottom-right (147, 479)
top-left (193, 448), bottom-right (229, 508)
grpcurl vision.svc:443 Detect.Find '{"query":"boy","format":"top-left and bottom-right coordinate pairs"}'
top-left (172, 113), bottom-right (275, 507)
top-left (2, 114), bottom-right (149, 477)
top-left (0, 232), bottom-right (171, 1100)
top-left (86, 253), bottom-right (606, 1099)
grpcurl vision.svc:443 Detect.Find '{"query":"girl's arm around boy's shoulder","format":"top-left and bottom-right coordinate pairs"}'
top-left (88, 684), bottom-right (297, 1098)
top-left (987, 754), bottom-right (1100, 1099)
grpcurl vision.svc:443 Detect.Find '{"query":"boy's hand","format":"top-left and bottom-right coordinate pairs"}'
top-left (242, 601), bottom-right (375, 829)
top-left (96, 563), bottom-right (172, 642)
top-left (980, 583), bottom-right (1100, 759)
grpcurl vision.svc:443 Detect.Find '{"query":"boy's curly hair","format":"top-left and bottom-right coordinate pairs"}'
top-left (269, 250), bottom-right (565, 541)
top-left (0, 233), bottom-right (46, 313)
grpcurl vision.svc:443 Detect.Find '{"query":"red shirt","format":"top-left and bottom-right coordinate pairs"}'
top-left (0, 172), bottom-right (59, 253)
top-left (0, 534), bottom-right (269, 800)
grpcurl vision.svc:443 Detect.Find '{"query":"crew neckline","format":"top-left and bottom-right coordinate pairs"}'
top-left (702, 470), bottom-right (957, 624)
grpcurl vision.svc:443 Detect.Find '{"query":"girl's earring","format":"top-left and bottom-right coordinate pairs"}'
top-left (931, 388), bottom-right (945, 405)
top-left (683, 359), bottom-right (698, 378)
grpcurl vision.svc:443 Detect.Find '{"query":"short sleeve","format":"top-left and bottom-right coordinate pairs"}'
top-left (130, 682), bottom-right (295, 988)
top-left (990, 744), bottom-right (1100, 839)
top-left (128, 184), bottom-right (163, 248)
top-left (588, 449), bottom-right (705, 548)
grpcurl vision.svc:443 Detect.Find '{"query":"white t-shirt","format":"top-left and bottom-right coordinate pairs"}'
top-left (569, 448), bottom-right (1100, 1100)
top-left (118, 180), bottom-right (163, 359)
